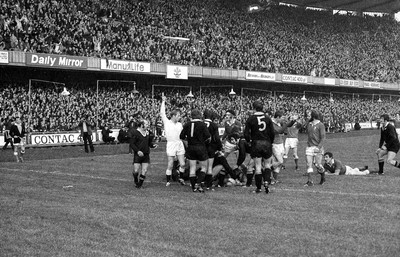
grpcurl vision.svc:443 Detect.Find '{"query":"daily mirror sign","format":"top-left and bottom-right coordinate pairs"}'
top-left (100, 59), bottom-right (150, 73)
top-left (26, 53), bottom-right (87, 69)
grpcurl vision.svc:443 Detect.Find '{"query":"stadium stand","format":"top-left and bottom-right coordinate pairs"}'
top-left (1, 0), bottom-right (399, 83)
top-left (1, 82), bottom-right (399, 133)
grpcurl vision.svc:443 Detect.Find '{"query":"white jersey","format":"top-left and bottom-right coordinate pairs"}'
top-left (161, 101), bottom-right (183, 142)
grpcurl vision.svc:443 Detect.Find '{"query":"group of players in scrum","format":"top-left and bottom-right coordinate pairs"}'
top-left (129, 94), bottom-right (400, 193)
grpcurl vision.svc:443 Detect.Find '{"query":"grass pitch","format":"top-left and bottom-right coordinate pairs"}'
top-left (1, 130), bottom-right (399, 257)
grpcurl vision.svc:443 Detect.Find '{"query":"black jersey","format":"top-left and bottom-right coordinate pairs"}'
top-left (379, 122), bottom-right (400, 152)
top-left (180, 119), bottom-right (211, 146)
top-left (204, 118), bottom-right (222, 151)
top-left (130, 129), bottom-right (156, 154)
top-left (244, 112), bottom-right (274, 143)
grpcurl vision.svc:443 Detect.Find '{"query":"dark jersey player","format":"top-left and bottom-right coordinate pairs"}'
top-left (130, 119), bottom-right (158, 188)
top-left (180, 109), bottom-right (211, 192)
top-left (244, 101), bottom-right (275, 194)
top-left (203, 109), bottom-right (223, 189)
top-left (376, 114), bottom-right (400, 174)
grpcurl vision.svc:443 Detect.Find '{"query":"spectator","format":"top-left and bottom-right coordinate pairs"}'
top-left (102, 124), bottom-right (115, 144)
top-left (117, 126), bottom-right (129, 143)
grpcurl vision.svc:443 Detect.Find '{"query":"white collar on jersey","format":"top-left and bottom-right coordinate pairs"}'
top-left (311, 120), bottom-right (320, 126)
top-left (137, 128), bottom-right (148, 137)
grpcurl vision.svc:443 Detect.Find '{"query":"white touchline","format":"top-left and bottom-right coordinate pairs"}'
top-left (2, 167), bottom-right (400, 199)
top-left (1, 167), bottom-right (164, 183)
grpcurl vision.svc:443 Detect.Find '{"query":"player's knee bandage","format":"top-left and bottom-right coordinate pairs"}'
top-left (166, 169), bottom-right (172, 175)
top-left (13, 151), bottom-right (18, 156)
top-left (307, 167), bottom-right (313, 173)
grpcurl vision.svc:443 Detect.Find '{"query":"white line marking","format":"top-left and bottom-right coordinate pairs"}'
top-left (277, 188), bottom-right (400, 199)
top-left (2, 167), bottom-right (399, 199)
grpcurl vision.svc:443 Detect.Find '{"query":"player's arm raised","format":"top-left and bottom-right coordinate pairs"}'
top-left (160, 93), bottom-right (168, 124)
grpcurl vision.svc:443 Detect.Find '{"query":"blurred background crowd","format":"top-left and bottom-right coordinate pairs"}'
top-left (1, 0), bottom-right (400, 136)
top-left (1, 0), bottom-right (399, 83)
top-left (1, 83), bottom-right (398, 134)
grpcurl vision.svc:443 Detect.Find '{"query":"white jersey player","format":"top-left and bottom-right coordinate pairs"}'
top-left (160, 93), bottom-right (186, 186)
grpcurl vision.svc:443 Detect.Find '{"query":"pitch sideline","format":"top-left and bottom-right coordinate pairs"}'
top-left (2, 167), bottom-right (399, 199)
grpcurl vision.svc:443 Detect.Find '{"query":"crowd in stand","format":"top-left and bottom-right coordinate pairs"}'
top-left (1, 0), bottom-right (400, 83)
top-left (1, 82), bottom-right (399, 134)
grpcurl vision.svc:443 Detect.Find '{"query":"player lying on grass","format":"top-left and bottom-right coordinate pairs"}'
top-left (323, 152), bottom-right (374, 175)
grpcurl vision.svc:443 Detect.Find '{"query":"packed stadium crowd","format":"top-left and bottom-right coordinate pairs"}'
top-left (1, 82), bottom-right (399, 134)
top-left (1, 0), bottom-right (400, 83)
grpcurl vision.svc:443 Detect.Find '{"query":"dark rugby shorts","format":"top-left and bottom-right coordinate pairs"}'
top-left (133, 153), bottom-right (150, 164)
top-left (207, 144), bottom-right (219, 158)
top-left (250, 140), bottom-right (272, 159)
top-left (186, 145), bottom-right (208, 161)
top-left (387, 145), bottom-right (400, 154)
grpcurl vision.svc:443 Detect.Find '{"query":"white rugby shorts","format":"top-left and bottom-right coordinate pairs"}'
top-left (272, 143), bottom-right (285, 164)
top-left (306, 146), bottom-right (324, 156)
top-left (166, 141), bottom-right (185, 157)
top-left (284, 138), bottom-right (298, 149)
top-left (345, 166), bottom-right (369, 175)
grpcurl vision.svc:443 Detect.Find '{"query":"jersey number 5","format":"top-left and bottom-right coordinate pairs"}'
top-left (257, 116), bottom-right (266, 131)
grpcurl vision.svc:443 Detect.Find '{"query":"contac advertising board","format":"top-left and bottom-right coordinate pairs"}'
top-left (282, 74), bottom-right (308, 83)
top-left (31, 133), bottom-right (84, 146)
top-left (26, 53), bottom-right (88, 69)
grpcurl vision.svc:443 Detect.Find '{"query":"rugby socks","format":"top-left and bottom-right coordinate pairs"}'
top-left (263, 168), bottom-right (272, 184)
top-left (378, 160), bottom-right (384, 174)
top-left (319, 172), bottom-right (326, 185)
top-left (190, 176), bottom-right (197, 190)
top-left (246, 172), bottom-right (253, 187)
top-left (197, 171), bottom-right (205, 185)
top-left (137, 174), bottom-right (146, 187)
top-left (205, 174), bottom-right (213, 188)
top-left (179, 167), bottom-right (186, 180)
top-left (173, 160), bottom-right (179, 170)
top-left (166, 169), bottom-right (172, 182)
top-left (394, 161), bottom-right (400, 168)
top-left (255, 174), bottom-right (263, 190)
top-left (133, 172), bottom-right (139, 185)
top-left (294, 158), bottom-right (299, 169)
top-left (218, 172), bottom-right (226, 187)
